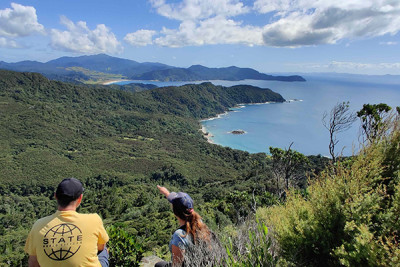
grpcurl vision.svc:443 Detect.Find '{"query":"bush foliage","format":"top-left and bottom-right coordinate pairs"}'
top-left (107, 225), bottom-right (144, 266)
top-left (259, 119), bottom-right (400, 266)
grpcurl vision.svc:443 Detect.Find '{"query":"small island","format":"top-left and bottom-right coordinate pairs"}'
top-left (230, 130), bottom-right (246, 135)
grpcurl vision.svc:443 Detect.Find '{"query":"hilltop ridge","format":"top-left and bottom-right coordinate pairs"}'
top-left (131, 64), bottom-right (305, 82)
top-left (0, 54), bottom-right (305, 84)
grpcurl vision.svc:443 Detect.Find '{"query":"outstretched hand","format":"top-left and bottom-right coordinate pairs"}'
top-left (157, 185), bottom-right (170, 198)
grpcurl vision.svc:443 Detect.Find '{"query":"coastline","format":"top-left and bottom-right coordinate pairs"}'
top-left (200, 101), bottom-right (275, 122)
top-left (102, 79), bottom-right (130, 85)
top-left (199, 101), bottom-right (277, 145)
top-left (200, 125), bottom-right (214, 144)
top-left (102, 79), bottom-right (170, 85)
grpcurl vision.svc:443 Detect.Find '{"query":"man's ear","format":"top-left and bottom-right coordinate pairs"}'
top-left (76, 194), bottom-right (83, 207)
top-left (54, 192), bottom-right (57, 200)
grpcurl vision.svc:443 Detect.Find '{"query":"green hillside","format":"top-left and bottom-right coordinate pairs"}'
top-left (2, 70), bottom-right (396, 266)
top-left (0, 70), bottom-right (292, 265)
top-left (0, 71), bottom-right (283, 186)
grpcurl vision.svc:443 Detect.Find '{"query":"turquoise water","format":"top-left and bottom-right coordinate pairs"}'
top-left (114, 75), bottom-right (400, 156)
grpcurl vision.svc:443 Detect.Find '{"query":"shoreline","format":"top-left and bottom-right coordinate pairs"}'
top-left (200, 101), bottom-right (276, 122)
top-left (199, 101), bottom-right (279, 144)
top-left (102, 79), bottom-right (130, 85)
top-left (200, 126), bottom-right (214, 144)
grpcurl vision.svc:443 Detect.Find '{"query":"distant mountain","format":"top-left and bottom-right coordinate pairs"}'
top-left (0, 60), bottom-right (91, 83)
top-left (131, 67), bottom-right (201, 81)
top-left (0, 54), bottom-right (173, 83)
top-left (188, 65), bottom-right (305, 81)
top-left (47, 54), bottom-right (171, 77)
top-left (0, 54), bottom-right (305, 83)
top-left (131, 64), bottom-right (306, 82)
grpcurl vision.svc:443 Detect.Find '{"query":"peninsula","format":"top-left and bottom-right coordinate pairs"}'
top-left (0, 54), bottom-right (306, 84)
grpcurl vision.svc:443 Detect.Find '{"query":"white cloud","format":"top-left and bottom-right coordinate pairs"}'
top-left (0, 37), bottom-right (19, 48)
top-left (380, 41), bottom-right (397, 45)
top-left (124, 30), bottom-right (156, 46)
top-left (154, 16), bottom-right (263, 47)
top-left (144, 0), bottom-right (262, 47)
top-left (131, 0), bottom-right (400, 48)
top-left (50, 16), bottom-right (122, 54)
top-left (0, 3), bottom-right (44, 37)
top-left (255, 0), bottom-right (400, 47)
top-left (150, 0), bottom-right (249, 21)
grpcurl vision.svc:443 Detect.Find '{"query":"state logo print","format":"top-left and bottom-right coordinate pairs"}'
top-left (43, 223), bottom-right (83, 261)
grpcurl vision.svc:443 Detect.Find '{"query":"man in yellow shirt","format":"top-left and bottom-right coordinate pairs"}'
top-left (25, 178), bottom-right (109, 267)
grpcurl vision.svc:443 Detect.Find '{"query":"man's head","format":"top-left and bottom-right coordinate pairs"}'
top-left (55, 178), bottom-right (84, 208)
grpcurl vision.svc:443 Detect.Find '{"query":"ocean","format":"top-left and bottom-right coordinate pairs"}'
top-left (114, 74), bottom-right (400, 156)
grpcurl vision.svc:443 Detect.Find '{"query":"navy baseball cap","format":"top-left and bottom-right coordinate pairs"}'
top-left (55, 178), bottom-right (84, 200)
top-left (167, 192), bottom-right (194, 211)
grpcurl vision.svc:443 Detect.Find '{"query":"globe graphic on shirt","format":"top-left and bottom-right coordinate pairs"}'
top-left (43, 223), bottom-right (82, 261)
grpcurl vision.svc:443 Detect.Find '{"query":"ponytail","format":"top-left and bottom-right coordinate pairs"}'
top-left (185, 211), bottom-right (210, 244)
top-left (173, 206), bottom-right (210, 244)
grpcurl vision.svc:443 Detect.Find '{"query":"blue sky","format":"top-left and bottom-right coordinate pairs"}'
top-left (0, 0), bottom-right (399, 75)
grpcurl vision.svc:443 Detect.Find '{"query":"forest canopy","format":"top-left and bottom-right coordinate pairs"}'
top-left (2, 70), bottom-right (395, 266)
top-left (0, 70), bottom-right (292, 265)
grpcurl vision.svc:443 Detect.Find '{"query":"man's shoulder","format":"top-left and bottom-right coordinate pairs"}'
top-left (77, 212), bottom-right (102, 218)
top-left (76, 212), bottom-right (103, 222)
top-left (31, 213), bottom-right (57, 229)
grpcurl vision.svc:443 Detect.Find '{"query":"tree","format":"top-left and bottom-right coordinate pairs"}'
top-left (357, 103), bottom-right (391, 142)
top-left (269, 144), bottom-right (309, 193)
top-left (322, 102), bottom-right (357, 163)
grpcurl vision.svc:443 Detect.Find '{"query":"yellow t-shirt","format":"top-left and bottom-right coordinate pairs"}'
top-left (25, 210), bottom-right (109, 267)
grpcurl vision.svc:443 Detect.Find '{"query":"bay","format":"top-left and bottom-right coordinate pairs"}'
top-left (114, 74), bottom-right (400, 156)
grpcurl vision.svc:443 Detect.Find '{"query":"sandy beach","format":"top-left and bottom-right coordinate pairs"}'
top-left (102, 79), bottom-right (129, 85)
top-left (199, 102), bottom-right (275, 145)
top-left (200, 126), bottom-right (214, 144)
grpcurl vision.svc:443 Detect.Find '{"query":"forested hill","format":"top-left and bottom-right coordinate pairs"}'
top-left (130, 65), bottom-right (306, 82)
top-left (0, 70), bottom-right (284, 122)
top-left (0, 54), bottom-right (171, 83)
top-left (0, 69), bottom-right (284, 187)
top-left (0, 69), bottom-right (292, 264)
top-left (1, 69), bottom-right (398, 266)
top-left (0, 54), bottom-right (305, 83)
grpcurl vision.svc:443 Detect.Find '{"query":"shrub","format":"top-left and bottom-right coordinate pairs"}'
top-left (107, 225), bottom-right (144, 267)
top-left (224, 220), bottom-right (277, 267)
top-left (259, 120), bottom-right (400, 266)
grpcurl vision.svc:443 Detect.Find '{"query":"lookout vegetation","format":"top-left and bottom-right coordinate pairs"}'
top-left (0, 70), bottom-right (399, 266)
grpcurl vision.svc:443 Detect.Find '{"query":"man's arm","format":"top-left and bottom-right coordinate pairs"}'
top-left (28, 255), bottom-right (40, 267)
top-left (98, 243), bottom-right (105, 251)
